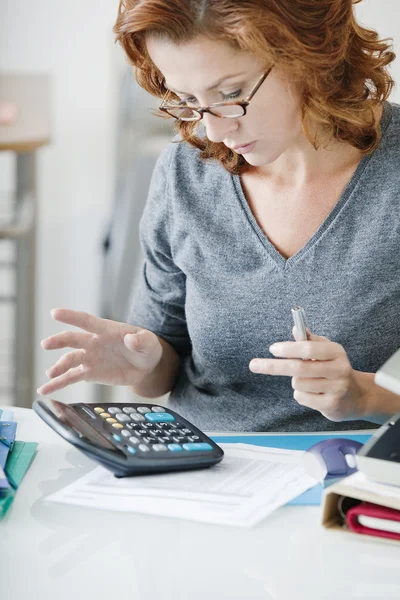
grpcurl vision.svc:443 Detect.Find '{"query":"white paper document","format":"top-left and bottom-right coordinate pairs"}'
top-left (46, 444), bottom-right (316, 527)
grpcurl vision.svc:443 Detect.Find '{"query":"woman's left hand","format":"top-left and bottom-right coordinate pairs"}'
top-left (249, 328), bottom-right (367, 421)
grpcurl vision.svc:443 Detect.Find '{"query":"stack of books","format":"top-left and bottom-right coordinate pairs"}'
top-left (0, 409), bottom-right (38, 519)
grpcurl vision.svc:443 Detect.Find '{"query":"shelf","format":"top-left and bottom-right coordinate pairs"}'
top-left (0, 74), bottom-right (50, 152)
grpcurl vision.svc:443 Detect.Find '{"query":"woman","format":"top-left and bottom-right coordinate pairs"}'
top-left (38, 0), bottom-right (400, 432)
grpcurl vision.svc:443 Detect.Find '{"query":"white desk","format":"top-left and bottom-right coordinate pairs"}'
top-left (1, 407), bottom-right (399, 600)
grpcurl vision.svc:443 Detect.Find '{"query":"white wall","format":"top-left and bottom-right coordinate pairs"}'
top-left (0, 0), bottom-right (399, 407)
top-left (0, 0), bottom-right (125, 404)
top-left (356, 0), bottom-right (400, 97)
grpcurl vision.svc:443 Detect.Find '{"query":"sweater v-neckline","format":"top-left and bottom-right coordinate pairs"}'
top-left (231, 103), bottom-right (393, 270)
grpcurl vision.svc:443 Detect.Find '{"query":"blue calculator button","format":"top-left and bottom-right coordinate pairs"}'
top-left (126, 446), bottom-right (137, 454)
top-left (182, 443), bottom-right (213, 452)
top-left (145, 412), bottom-right (175, 423)
top-left (112, 434), bottom-right (122, 442)
top-left (167, 443), bottom-right (183, 452)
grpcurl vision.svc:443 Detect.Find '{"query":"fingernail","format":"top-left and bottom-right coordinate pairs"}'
top-left (250, 360), bottom-right (262, 373)
top-left (36, 388), bottom-right (42, 395)
top-left (45, 369), bottom-right (51, 377)
top-left (269, 344), bottom-right (279, 354)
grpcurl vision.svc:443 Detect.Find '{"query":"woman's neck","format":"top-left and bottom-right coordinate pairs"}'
top-left (254, 104), bottom-right (383, 188)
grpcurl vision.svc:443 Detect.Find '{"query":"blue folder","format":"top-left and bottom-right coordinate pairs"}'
top-left (211, 433), bottom-right (371, 505)
top-left (0, 441), bottom-right (38, 519)
top-left (0, 421), bottom-right (18, 469)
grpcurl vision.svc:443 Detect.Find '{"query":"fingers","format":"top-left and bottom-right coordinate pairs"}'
top-left (41, 330), bottom-right (91, 350)
top-left (37, 366), bottom-right (85, 396)
top-left (269, 340), bottom-right (343, 361)
top-left (46, 350), bottom-right (85, 379)
top-left (292, 390), bottom-right (345, 422)
top-left (50, 308), bottom-right (106, 334)
top-left (291, 376), bottom-right (347, 394)
top-left (249, 357), bottom-right (343, 378)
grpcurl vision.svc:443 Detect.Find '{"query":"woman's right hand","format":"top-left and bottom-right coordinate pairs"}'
top-left (37, 308), bottom-right (163, 396)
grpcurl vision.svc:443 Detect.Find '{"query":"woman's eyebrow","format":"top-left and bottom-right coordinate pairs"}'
top-left (165, 71), bottom-right (247, 94)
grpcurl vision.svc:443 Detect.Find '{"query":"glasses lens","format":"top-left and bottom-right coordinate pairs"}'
top-left (165, 107), bottom-right (201, 121)
top-left (209, 104), bottom-right (245, 118)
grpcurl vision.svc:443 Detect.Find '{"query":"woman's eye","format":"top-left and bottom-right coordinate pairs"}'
top-left (179, 97), bottom-right (198, 106)
top-left (176, 89), bottom-right (243, 106)
top-left (221, 89), bottom-right (242, 101)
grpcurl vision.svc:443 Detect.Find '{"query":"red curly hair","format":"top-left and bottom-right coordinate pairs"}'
top-left (114, 0), bottom-right (395, 174)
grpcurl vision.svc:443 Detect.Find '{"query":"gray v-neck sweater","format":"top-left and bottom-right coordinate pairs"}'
top-left (130, 102), bottom-right (400, 432)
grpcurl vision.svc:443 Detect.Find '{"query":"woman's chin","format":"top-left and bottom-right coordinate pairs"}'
top-left (244, 147), bottom-right (284, 167)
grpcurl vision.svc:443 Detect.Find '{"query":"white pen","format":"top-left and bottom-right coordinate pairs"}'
top-left (291, 306), bottom-right (308, 341)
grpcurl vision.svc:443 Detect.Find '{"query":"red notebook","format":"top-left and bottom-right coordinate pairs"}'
top-left (346, 501), bottom-right (400, 541)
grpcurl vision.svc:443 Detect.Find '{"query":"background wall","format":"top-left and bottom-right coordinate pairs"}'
top-left (0, 0), bottom-right (399, 407)
top-left (0, 0), bottom-right (124, 405)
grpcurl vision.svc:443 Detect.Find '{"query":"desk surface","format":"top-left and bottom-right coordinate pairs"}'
top-left (1, 407), bottom-right (399, 600)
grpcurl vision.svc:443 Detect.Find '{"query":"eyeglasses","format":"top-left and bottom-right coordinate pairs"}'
top-left (159, 67), bottom-right (273, 122)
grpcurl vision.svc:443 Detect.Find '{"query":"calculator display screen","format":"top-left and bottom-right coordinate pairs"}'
top-left (45, 399), bottom-right (124, 454)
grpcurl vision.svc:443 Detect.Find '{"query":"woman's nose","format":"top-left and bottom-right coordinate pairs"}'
top-left (202, 113), bottom-right (239, 144)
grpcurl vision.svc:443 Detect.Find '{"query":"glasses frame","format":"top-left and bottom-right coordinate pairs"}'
top-left (159, 67), bottom-right (273, 121)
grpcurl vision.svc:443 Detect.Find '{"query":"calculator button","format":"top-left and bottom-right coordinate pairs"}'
top-left (130, 413), bottom-right (146, 423)
top-left (137, 429), bottom-right (147, 436)
top-left (188, 436), bottom-right (201, 442)
top-left (143, 436), bottom-right (156, 444)
top-left (94, 407), bottom-right (104, 414)
top-left (153, 444), bottom-right (168, 452)
top-left (157, 436), bottom-right (172, 443)
top-left (151, 406), bottom-right (166, 412)
top-left (142, 423), bottom-right (153, 429)
top-left (180, 428), bottom-right (192, 435)
top-left (116, 413), bottom-right (131, 423)
top-left (122, 407), bottom-right (137, 414)
top-left (112, 434), bottom-right (122, 442)
top-left (106, 417), bottom-right (117, 424)
top-left (182, 443), bottom-right (213, 451)
top-left (99, 412), bottom-right (110, 419)
top-left (172, 436), bottom-right (186, 443)
top-left (121, 429), bottom-right (131, 438)
top-left (145, 412), bottom-right (175, 423)
top-left (168, 444), bottom-right (183, 452)
top-left (128, 436), bottom-right (140, 445)
top-left (138, 444), bottom-right (150, 452)
top-left (126, 446), bottom-right (137, 455)
top-left (108, 407), bottom-right (122, 414)
top-left (112, 423), bottom-right (124, 429)
top-left (137, 406), bottom-right (151, 414)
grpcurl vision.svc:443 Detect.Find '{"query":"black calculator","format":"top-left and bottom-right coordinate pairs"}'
top-left (33, 398), bottom-right (224, 477)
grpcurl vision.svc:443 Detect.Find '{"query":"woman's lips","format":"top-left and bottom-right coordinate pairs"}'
top-left (231, 141), bottom-right (256, 154)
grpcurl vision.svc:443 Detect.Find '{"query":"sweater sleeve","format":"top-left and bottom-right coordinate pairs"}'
top-left (128, 143), bottom-right (191, 358)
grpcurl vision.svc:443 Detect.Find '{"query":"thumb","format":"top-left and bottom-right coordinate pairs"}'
top-left (124, 329), bottom-right (159, 354)
top-left (292, 326), bottom-right (327, 342)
